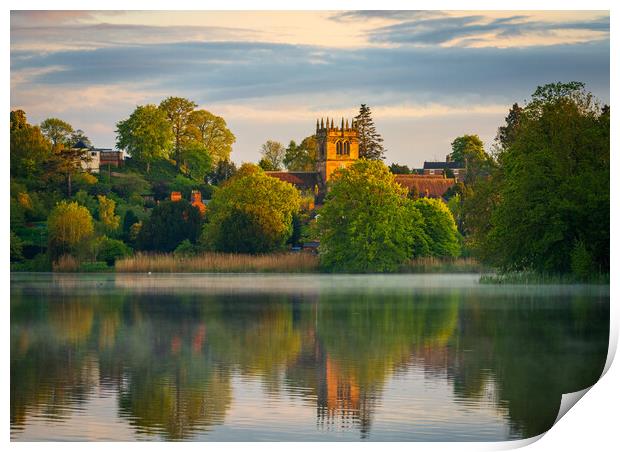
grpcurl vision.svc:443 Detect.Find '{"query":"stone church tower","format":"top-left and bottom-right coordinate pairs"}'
top-left (315, 117), bottom-right (359, 187)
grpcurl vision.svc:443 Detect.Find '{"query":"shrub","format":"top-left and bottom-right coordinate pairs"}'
top-left (570, 240), bottom-right (594, 280)
top-left (97, 237), bottom-right (132, 265)
top-left (173, 239), bottom-right (197, 257)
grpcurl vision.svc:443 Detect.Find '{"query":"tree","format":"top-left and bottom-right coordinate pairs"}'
top-left (69, 129), bottom-right (92, 148)
top-left (207, 159), bottom-right (237, 185)
top-left (258, 158), bottom-right (279, 171)
top-left (10, 109), bottom-right (27, 131)
top-left (97, 195), bottom-right (120, 233)
top-left (260, 140), bottom-right (285, 170)
top-left (482, 82), bottom-right (609, 274)
top-left (40, 118), bottom-right (74, 149)
top-left (188, 109), bottom-right (235, 166)
top-left (47, 201), bottom-right (94, 259)
top-left (449, 134), bottom-right (485, 164)
top-left (495, 103), bottom-right (523, 151)
top-left (182, 141), bottom-right (212, 182)
top-left (389, 163), bottom-right (410, 174)
top-left (283, 136), bottom-right (317, 171)
top-left (354, 104), bottom-right (385, 160)
top-left (136, 200), bottom-right (203, 252)
top-left (116, 104), bottom-right (173, 173)
top-left (202, 165), bottom-right (301, 253)
top-left (449, 134), bottom-right (491, 184)
top-left (159, 97), bottom-right (198, 169)
top-left (412, 198), bottom-right (461, 258)
top-left (317, 160), bottom-right (428, 272)
top-left (10, 113), bottom-right (52, 178)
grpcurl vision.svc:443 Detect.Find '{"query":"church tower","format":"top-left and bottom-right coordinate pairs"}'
top-left (315, 116), bottom-right (359, 187)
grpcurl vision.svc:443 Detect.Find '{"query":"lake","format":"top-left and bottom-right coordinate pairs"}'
top-left (10, 273), bottom-right (609, 441)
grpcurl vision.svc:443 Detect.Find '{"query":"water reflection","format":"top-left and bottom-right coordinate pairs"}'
top-left (11, 274), bottom-right (609, 441)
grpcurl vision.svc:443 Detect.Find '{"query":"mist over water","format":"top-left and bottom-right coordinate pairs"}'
top-left (11, 273), bottom-right (609, 441)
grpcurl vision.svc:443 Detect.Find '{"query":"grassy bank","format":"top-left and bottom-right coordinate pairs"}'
top-left (480, 271), bottom-right (610, 285)
top-left (400, 257), bottom-right (484, 273)
top-left (115, 252), bottom-right (320, 273)
top-left (115, 253), bottom-right (484, 274)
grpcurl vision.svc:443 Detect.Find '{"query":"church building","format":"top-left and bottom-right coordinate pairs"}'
top-left (267, 115), bottom-right (455, 200)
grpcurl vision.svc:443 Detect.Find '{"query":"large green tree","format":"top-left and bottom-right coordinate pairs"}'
top-left (116, 104), bottom-right (173, 173)
top-left (354, 104), bottom-right (385, 160)
top-left (317, 160), bottom-right (428, 272)
top-left (159, 97), bottom-right (198, 169)
top-left (188, 109), bottom-right (235, 166)
top-left (40, 118), bottom-right (73, 149)
top-left (202, 164), bottom-right (301, 253)
top-left (483, 82), bottom-right (609, 274)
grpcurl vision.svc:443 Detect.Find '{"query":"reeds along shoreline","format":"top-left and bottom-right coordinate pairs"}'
top-left (115, 252), bottom-right (320, 273)
top-left (400, 257), bottom-right (484, 273)
top-left (115, 253), bottom-right (483, 274)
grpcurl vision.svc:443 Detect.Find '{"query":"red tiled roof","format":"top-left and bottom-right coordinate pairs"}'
top-left (394, 174), bottom-right (455, 198)
top-left (266, 172), bottom-right (319, 191)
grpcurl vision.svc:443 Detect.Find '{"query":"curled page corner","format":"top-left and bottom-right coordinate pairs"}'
top-left (554, 386), bottom-right (592, 426)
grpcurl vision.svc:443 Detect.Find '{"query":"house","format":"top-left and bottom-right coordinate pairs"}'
top-left (76, 139), bottom-right (124, 173)
top-left (422, 157), bottom-right (465, 182)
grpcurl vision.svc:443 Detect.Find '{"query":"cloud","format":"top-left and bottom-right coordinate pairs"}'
top-left (11, 40), bottom-right (610, 106)
top-left (329, 10), bottom-right (439, 22)
top-left (367, 13), bottom-right (609, 47)
top-left (11, 22), bottom-right (265, 52)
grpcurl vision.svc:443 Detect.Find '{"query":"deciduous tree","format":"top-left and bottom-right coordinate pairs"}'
top-left (136, 199), bottom-right (203, 252)
top-left (47, 201), bottom-right (94, 259)
top-left (202, 165), bottom-right (301, 253)
top-left (188, 109), bottom-right (235, 166)
top-left (259, 140), bottom-right (285, 170)
top-left (40, 118), bottom-right (73, 149)
top-left (483, 82), bottom-right (609, 274)
top-left (317, 160), bottom-right (428, 272)
top-left (116, 104), bottom-right (173, 173)
top-left (159, 97), bottom-right (198, 169)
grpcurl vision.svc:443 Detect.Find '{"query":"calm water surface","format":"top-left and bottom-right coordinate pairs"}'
top-left (10, 273), bottom-right (609, 441)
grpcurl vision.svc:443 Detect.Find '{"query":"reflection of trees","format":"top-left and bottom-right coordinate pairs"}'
top-left (11, 297), bottom-right (102, 428)
top-left (103, 296), bottom-right (232, 440)
top-left (446, 292), bottom-right (609, 438)
top-left (11, 281), bottom-right (609, 441)
top-left (285, 292), bottom-right (460, 438)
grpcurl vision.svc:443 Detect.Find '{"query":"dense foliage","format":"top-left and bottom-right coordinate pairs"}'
top-left (202, 164), bottom-right (302, 253)
top-left (136, 200), bottom-right (203, 252)
top-left (317, 160), bottom-right (429, 272)
top-left (47, 201), bottom-right (94, 259)
top-left (464, 82), bottom-right (609, 276)
top-left (412, 198), bottom-right (461, 258)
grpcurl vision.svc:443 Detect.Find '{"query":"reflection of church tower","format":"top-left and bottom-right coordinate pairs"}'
top-left (316, 355), bottom-right (375, 438)
top-left (315, 117), bottom-right (359, 188)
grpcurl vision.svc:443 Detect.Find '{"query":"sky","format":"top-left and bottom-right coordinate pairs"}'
top-left (10, 10), bottom-right (610, 167)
